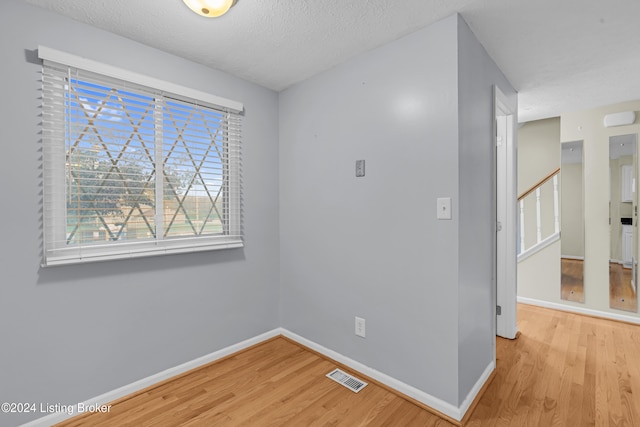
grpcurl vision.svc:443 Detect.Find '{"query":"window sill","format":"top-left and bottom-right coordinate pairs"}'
top-left (42, 237), bottom-right (243, 267)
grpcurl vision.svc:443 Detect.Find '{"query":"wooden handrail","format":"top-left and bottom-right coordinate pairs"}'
top-left (518, 167), bottom-right (560, 201)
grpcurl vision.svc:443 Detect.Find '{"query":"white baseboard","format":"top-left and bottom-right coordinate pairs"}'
top-left (23, 328), bottom-right (492, 425)
top-left (459, 360), bottom-right (495, 420)
top-left (560, 255), bottom-right (584, 261)
top-left (20, 329), bottom-right (282, 427)
top-left (609, 259), bottom-right (632, 269)
top-left (518, 296), bottom-right (640, 325)
top-left (280, 329), bottom-right (490, 422)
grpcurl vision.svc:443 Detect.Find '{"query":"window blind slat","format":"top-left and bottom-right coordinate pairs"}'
top-left (39, 46), bottom-right (243, 113)
top-left (41, 50), bottom-right (243, 266)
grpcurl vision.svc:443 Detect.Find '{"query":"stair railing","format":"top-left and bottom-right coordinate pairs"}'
top-left (517, 167), bottom-right (560, 260)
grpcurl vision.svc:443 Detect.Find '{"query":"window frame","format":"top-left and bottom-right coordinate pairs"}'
top-left (39, 46), bottom-right (244, 266)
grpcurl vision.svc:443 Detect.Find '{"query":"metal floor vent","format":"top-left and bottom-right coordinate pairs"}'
top-left (326, 368), bottom-right (368, 393)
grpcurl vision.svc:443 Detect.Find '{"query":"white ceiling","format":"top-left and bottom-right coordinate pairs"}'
top-left (23, 0), bottom-right (640, 122)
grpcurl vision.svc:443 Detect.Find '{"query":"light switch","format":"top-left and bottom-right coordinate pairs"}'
top-left (355, 160), bottom-right (365, 177)
top-left (437, 197), bottom-right (452, 220)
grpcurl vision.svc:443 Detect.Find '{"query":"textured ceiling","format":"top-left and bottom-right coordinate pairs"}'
top-left (23, 0), bottom-right (640, 122)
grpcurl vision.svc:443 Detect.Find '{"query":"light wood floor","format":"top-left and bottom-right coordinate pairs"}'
top-left (57, 304), bottom-right (640, 426)
top-left (561, 258), bottom-right (638, 312)
top-left (470, 303), bottom-right (640, 427)
top-left (561, 258), bottom-right (584, 303)
top-left (609, 262), bottom-right (637, 312)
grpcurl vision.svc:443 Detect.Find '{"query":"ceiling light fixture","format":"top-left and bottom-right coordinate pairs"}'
top-left (182, 0), bottom-right (236, 18)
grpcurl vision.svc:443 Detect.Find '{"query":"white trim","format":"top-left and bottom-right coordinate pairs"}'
top-left (281, 329), bottom-right (478, 422)
top-left (553, 175), bottom-right (560, 233)
top-left (20, 329), bottom-right (281, 427)
top-left (22, 328), bottom-right (496, 427)
top-left (517, 232), bottom-right (560, 263)
top-left (535, 188), bottom-right (542, 243)
top-left (560, 255), bottom-right (631, 270)
top-left (37, 45), bottom-right (243, 113)
top-left (494, 85), bottom-right (518, 340)
top-left (22, 328), bottom-right (490, 426)
top-left (561, 255), bottom-right (584, 261)
top-left (519, 199), bottom-right (525, 253)
top-left (459, 360), bottom-right (495, 420)
top-left (518, 297), bottom-right (640, 325)
top-left (43, 238), bottom-right (244, 267)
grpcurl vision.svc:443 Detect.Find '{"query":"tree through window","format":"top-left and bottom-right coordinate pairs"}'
top-left (41, 48), bottom-right (243, 265)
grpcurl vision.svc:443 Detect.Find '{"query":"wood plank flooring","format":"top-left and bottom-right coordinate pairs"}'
top-left (468, 304), bottom-right (640, 427)
top-left (56, 304), bottom-right (640, 426)
top-left (561, 258), bottom-right (585, 303)
top-left (561, 258), bottom-right (638, 312)
top-left (609, 262), bottom-right (637, 312)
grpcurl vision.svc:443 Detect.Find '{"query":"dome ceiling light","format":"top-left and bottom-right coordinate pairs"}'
top-left (182, 0), bottom-right (237, 18)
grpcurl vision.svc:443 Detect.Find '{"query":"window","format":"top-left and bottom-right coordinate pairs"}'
top-left (39, 47), bottom-right (243, 266)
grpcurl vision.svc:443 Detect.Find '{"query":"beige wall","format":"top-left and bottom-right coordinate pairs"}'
top-left (518, 118), bottom-right (561, 251)
top-left (562, 100), bottom-right (640, 316)
top-left (519, 100), bottom-right (640, 319)
top-left (539, 179), bottom-right (557, 241)
top-left (517, 117), bottom-right (562, 300)
top-left (518, 118), bottom-right (560, 195)
top-left (518, 239), bottom-right (561, 301)
top-left (560, 162), bottom-right (584, 258)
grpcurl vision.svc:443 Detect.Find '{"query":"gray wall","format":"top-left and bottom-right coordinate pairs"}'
top-left (1, 1), bottom-right (516, 423)
top-left (456, 15), bottom-right (517, 405)
top-left (279, 15), bottom-right (462, 406)
top-left (0, 1), bottom-right (280, 425)
top-left (279, 13), bottom-right (516, 408)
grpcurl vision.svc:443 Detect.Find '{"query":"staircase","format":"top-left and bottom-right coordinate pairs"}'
top-left (517, 167), bottom-right (560, 262)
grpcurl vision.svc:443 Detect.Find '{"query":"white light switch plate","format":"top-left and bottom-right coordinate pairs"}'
top-left (355, 316), bottom-right (366, 338)
top-left (437, 197), bottom-right (452, 220)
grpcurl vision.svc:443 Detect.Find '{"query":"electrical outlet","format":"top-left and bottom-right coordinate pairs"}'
top-left (355, 316), bottom-right (366, 338)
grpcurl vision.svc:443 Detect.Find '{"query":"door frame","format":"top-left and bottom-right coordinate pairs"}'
top-left (494, 85), bottom-right (518, 339)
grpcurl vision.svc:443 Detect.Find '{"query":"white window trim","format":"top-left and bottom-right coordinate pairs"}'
top-left (39, 47), bottom-right (244, 267)
top-left (38, 46), bottom-right (243, 113)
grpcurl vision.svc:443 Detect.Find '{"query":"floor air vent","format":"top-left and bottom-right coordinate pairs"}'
top-left (326, 368), bottom-right (368, 393)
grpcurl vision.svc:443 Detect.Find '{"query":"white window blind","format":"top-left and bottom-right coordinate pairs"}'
top-left (40, 48), bottom-right (243, 266)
